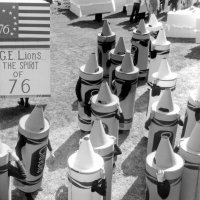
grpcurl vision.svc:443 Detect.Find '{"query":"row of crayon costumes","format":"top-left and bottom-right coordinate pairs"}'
top-left (0, 13), bottom-right (200, 200)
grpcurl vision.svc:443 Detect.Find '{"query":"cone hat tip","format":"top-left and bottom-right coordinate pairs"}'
top-left (96, 82), bottom-right (115, 104)
top-left (84, 52), bottom-right (99, 73)
top-left (71, 135), bottom-right (103, 172)
top-left (136, 19), bottom-right (149, 34)
top-left (102, 20), bottom-right (112, 36)
top-left (90, 119), bottom-right (109, 147)
top-left (114, 37), bottom-right (126, 55)
top-left (155, 135), bottom-right (176, 169)
top-left (121, 51), bottom-right (135, 73)
top-left (157, 89), bottom-right (174, 112)
top-left (25, 105), bottom-right (45, 132)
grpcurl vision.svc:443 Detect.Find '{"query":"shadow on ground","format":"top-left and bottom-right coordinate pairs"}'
top-left (135, 90), bottom-right (149, 113)
top-left (121, 137), bottom-right (147, 200)
top-left (0, 105), bottom-right (34, 130)
top-left (46, 130), bottom-right (86, 171)
top-left (55, 185), bottom-right (68, 200)
top-left (57, 8), bottom-right (78, 20)
top-left (185, 45), bottom-right (200, 60)
top-left (68, 19), bottom-right (104, 29)
top-left (12, 188), bottom-right (40, 200)
top-left (105, 11), bottom-right (127, 19)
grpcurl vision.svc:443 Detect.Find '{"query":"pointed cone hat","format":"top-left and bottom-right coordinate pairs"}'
top-left (73, 135), bottom-right (97, 170)
top-left (25, 105), bottom-right (45, 132)
top-left (90, 119), bottom-right (109, 148)
top-left (136, 19), bottom-right (149, 34)
top-left (154, 29), bottom-right (169, 45)
top-left (121, 51), bottom-right (135, 73)
top-left (155, 135), bottom-right (176, 169)
top-left (84, 53), bottom-right (99, 73)
top-left (187, 121), bottom-right (200, 152)
top-left (149, 13), bottom-right (159, 27)
top-left (155, 59), bottom-right (176, 80)
top-left (114, 37), bottom-right (126, 55)
top-left (96, 82), bottom-right (115, 104)
top-left (157, 89), bottom-right (174, 112)
top-left (102, 20), bottom-right (112, 36)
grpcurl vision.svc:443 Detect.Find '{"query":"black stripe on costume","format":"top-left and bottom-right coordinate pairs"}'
top-left (78, 115), bottom-right (91, 125)
top-left (0, 164), bottom-right (8, 174)
top-left (15, 176), bottom-right (42, 186)
top-left (151, 117), bottom-right (179, 127)
top-left (91, 109), bottom-right (117, 118)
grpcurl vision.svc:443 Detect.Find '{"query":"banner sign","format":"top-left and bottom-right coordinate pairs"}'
top-left (0, 1), bottom-right (50, 97)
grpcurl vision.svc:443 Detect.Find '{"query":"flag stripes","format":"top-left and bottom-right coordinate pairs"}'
top-left (0, 2), bottom-right (50, 48)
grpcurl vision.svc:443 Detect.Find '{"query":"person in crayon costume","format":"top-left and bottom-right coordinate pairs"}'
top-left (109, 37), bottom-right (126, 90)
top-left (89, 119), bottom-right (117, 200)
top-left (97, 20), bottom-right (116, 80)
top-left (14, 105), bottom-right (53, 199)
top-left (131, 19), bottom-right (150, 79)
top-left (145, 135), bottom-right (184, 200)
top-left (113, 51), bottom-right (139, 131)
top-left (181, 84), bottom-right (200, 138)
top-left (179, 120), bottom-right (200, 200)
top-left (75, 53), bottom-right (103, 133)
top-left (145, 89), bottom-right (183, 154)
top-left (67, 135), bottom-right (106, 200)
top-left (0, 139), bottom-right (26, 200)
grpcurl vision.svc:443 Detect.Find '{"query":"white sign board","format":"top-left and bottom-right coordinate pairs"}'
top-left (0, 0), bottom-right (50, 97)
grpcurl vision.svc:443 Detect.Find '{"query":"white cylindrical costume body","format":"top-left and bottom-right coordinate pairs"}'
top-left (146, 101), bottom-right (181, 154)
top-left (131, 20), bottom-right (150, 78)
top-left (68, 136), bottom-right (105, 200)
top-left (89, 119), bottom-right (115, 200)
top-left (0, 144), bottom-right (10, 200)
top-left (90, 82), bottom-right (121, 144)
top-left (14, 106), bottom-right (49, 193)
top-left (179, 121), bottom-right (200, 200)
top-left (97, 20), bottom-right (116, 80)
top-left (147, 30), bottom-right (171, 88)
top-left (181, 89), bottom-right (200, 138)
top-left (76, 62), bottom-right (103, 132)
top-left (146, 136), bottom-right (184, 200)
top-left (114, 59), bottom-right (139, 131)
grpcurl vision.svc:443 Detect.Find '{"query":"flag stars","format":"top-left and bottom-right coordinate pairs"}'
top-left (9, 11), bottom-right (12, 15)
top-left (13, 27), bottom-right (17, 31)
top-left (12, 6), bottom-right (16, 9)
top-left (2, 9), bottom-right (6, 13)
top-left (13, 16), bottom-right (16, 20)
top-left (14, 22), bottom-right (17, 26)
top-left (10, 32), bottom-right (14, 36)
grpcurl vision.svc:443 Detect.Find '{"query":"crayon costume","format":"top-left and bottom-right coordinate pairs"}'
top-left (146, 135), bottom-right (184, 200)
top-left (68, 136), bottom-right (106, 200)
top-left (14, 105), bottom-right (51, 193)
top-left (75, 53), bottom-right (103, 132)
top-left (0, 140), bottom-right (26, 200)
top-left (97, 20), bottom-right (116, 80)
top-left (145, 89), bottom-right (183, 154)
top-left (113, 51), bottom-right (139, 131)
top-left (181, 85), bottom-right (200, 138)
top-left (179, 121), bottom-right (200, 200)
top-left (131, 19), bottom-right (150, 79)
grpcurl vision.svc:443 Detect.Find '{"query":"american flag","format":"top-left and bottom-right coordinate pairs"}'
top-left (0, 1), bottom-right (50, 48)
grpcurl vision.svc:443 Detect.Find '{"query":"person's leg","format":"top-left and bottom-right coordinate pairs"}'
top-left (134, 3), bottom-right (140, 23)
top-left (18, 98), bottom-right (24, 106)
top-left (24, 98), bottom-right (30, 108)
top-left (130, 3), bottom-right (137, 22)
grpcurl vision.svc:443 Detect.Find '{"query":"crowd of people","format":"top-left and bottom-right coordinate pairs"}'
top-left (129, 0), bottom-right (195, 23)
